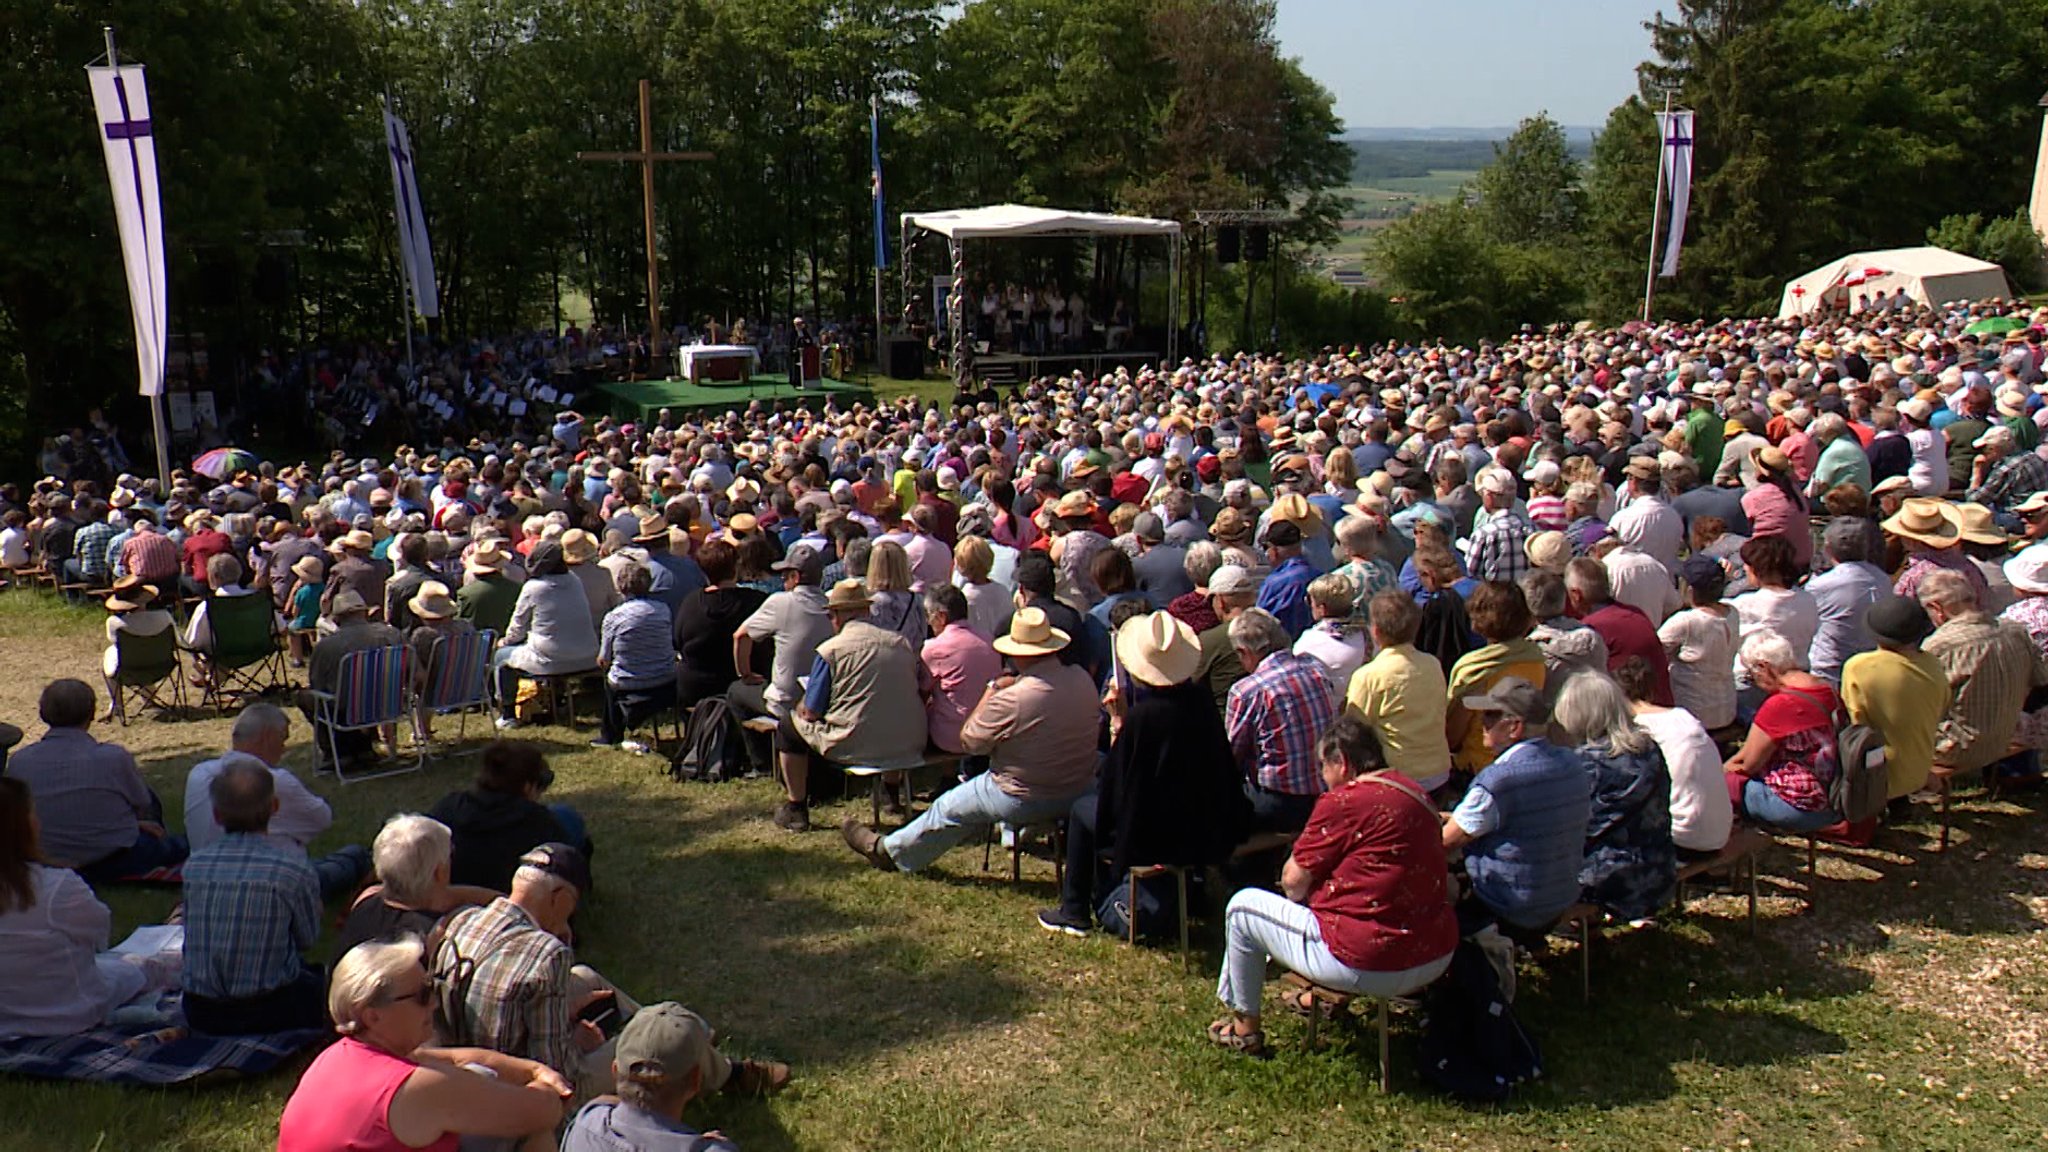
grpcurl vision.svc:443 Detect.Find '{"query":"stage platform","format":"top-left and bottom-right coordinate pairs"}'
top-left (970, 350), bottom-right (1162, 386)
top-left (592, 374), bottom-right (876, 422)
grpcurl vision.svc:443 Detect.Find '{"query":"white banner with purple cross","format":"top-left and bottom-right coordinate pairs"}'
top-left (87, 64), bottom-right (168, 398)
top-left (1655, 109), bottom-right (1695, 279)
top-left (382, 104), bottom-right (439, 319)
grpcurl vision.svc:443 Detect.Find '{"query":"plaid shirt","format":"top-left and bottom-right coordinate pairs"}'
top-left (431, 897), bottom-right (578, 1086)
top-left (1925, 612), bottom-right (2045, 773)
top-left (73, 520), bottom-right (119, 581)
top-left (1466, 507), bottom-right (1535, 585)
top-left (120, 527), bottom-right (181, 583)
top-left (181, 833), bottom-right (321, 1000)
top-left (1966, 450), bottom-right (2048, 512)
top-left (1225, 649), bottom-right (1337, 797)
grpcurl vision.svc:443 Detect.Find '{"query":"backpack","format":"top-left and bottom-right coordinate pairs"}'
top-left (1095, 868), bottom-right (1199, 940)
top-left (1417, 938), bottom-right (1543, 1103)
top-left (1786, 685), bottom-right (1888, 823)
top-left (671, 696), bottom-right (744, 783)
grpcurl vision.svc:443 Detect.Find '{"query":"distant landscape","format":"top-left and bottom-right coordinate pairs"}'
top-left (1322, 133), bottom-right (1597, 283)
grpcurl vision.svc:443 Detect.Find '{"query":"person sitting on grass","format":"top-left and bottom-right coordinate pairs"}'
top-left (182, 703), bottom-right (370, 901)
top-left (841, 606), bottom-right (1097, 873)
top-left (4, 678), bottom-right (187, 884)
top-left (427, 740), bottom-right (591, 894)
top-left (277, 936), bottom-right (572, 1152)
top-left (0, 777), bottom-right (179, 1040)
top-left (560, 1003), bottom-right (743, 1152)
top-left (335, 813), bottom-right (502, 958)
top-left (180, 760), bottom-right (327, 1035)
top-left (430, 843), bottom-right (789, 1107)
top-left (1206, 715), bottom-right (1459, 1056)
top-left (1037, 611), bottom-right (1253, 937)
top-left (1440, 676), bottom-right (1591, 938)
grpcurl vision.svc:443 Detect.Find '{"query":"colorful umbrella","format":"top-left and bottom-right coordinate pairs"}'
top-left (1964, 315), bottom-right (2026, 336)
top-left (191, 447), bottom-right (260, 480)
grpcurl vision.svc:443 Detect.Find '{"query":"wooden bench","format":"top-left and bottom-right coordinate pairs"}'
top-left (1280, 972), bottom-right (1402, 1091)
top-left (1501, 902), bottom-right (1600, 1003)
top-left (1674, 827), bottom-right (1771, 934)
top-left (1121, 862), bottom-right (1193, 970)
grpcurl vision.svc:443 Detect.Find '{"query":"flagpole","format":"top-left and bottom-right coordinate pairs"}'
top-left (871, 95), bottom-right (885, 363)
top-left (386, 93), bottom-right (419, 388)
top-left (105, 25), bottom-right (172, 492)
top-left (1641, 89), bottom-right (1672, 324)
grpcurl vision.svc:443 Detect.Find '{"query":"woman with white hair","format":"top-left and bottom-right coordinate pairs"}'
top-left (1293, 571), bottom-right (1369, 684)
top-left (277, 936), bottom-right (569, 1152)
top-left (335, 814), bottom-right (500, 958)
top-left (1552, 672), bottom-right (1677, 921)
top-left (1722, 631), bottom-right (1844, 833)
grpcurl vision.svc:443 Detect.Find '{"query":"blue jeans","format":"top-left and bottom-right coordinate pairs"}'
top-left (880, 771), bottom-right (1076, 874)
top-left (311, 845), bottom-right (372, 902)
top-left (1244, 781), bottom-right (1318, 834)
top-left (1739, 779), bottom-right (1840, 833)
top-left (76, 789), bottom-right (188, 885)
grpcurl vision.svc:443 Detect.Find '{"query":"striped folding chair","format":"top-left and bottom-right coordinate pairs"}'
top-left (309, 644), bottom-right (419, 783)
top-left (416, 629), bottom-right (495, 755)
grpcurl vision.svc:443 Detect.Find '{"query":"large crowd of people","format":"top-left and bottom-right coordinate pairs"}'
top-left (2, 293), bottom-right (2047, 1144)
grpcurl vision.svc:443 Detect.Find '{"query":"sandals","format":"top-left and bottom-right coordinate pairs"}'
top-left (1205, 1017), bottom-right (1268, 1056)
top-left (1286, 988), bottom-right (1346, 1022)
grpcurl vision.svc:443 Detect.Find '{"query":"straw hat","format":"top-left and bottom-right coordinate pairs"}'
top-left (722, 513), bottom-right (759, 544)
top-left (409, 580), bottom-right (458, 620)
top-left (560, 528), bottom-right (598, 564)
top-left (106, 583), bottom-right (157, 613)
top-left (993, 606), bottom-right (1071, 658)
top-left (331, 529), bottom-right (374, 553)
top-left (1210, 506), bottom-right (1253, 543)
top-left (1751, 444), bottom-right (1792, 474)
top-left (1115, 611), bottom-right (1202, 687)
top-left (1268, 492), bottom-right (1325, 539)
top-left (1881, 498), bottom-right (1962, 548)
top-left (1052, 490), bottom-right (1097, 519)
top-left (726, 478), bottom-right (762, 504)
top-left (633, 512), bottom-right (670, 545)
top-left (1954, 503), bottom-right (2008, 546)
top-left (1524, 530), bottom-right (1571, 574)
top-left (465, 539), bottom-right (510, 574)
top-left (824, 578), bottom-right (872, 613)
top-left (290, 555), bottom-right (325, 584)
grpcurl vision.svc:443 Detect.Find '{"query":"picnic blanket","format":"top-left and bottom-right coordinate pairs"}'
top-left (0, 1023), bottom-right (329, 1085)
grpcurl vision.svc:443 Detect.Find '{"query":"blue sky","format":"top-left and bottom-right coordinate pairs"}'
top-left (1271, 0), bottom-right (1667, 130)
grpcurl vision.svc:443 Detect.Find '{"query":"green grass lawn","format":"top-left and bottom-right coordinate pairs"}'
top-left (0, 590), bottom-right (2044, 1150)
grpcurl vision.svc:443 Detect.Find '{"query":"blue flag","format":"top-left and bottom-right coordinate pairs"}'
top-left (870, 98), bottom-right (888, 270)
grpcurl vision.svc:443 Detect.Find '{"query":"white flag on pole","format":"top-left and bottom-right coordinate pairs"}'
top-left (382, 104), bottom-right (439, 319)
top-left (1656, 109), bottom-right (1695, 279)
top-left (87, 64), bottom-right (168, 398)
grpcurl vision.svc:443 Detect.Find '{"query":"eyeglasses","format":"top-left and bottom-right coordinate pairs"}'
top-left (376, 979), bottom-right (437, 1008)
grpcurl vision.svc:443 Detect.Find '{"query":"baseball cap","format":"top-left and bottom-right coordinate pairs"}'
top-left (1461, 676), bottom-right (1549, 724)
top-left (1679, 555), bottom-right (1727, 597)
top-left (614, 1002), bottom-right (718, 1089)
top-left (771, 544), bottom-right (825, 582)
top-left (517, 842), bottom-right (591, 894)
top-left (1207, 565), bottom-right (1257, 596)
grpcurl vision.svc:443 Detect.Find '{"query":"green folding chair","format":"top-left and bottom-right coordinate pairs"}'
top-left (104, 625), bottom-right (186, 724)
top-left (201, 592), bottom-right (289, 713)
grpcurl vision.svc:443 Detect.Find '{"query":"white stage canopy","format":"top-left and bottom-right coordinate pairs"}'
top-left (1777, 245), bottom-right (2012, 318)
top-left (903, 203), bottom-right (1181, 241)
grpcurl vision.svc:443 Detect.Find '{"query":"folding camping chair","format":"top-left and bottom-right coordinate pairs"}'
top-left (199, 593), bottom-right (290, 713)
top-left (307, 644), bottom-right (420, 783)
top-left (103, 626), bottom-right (186, 724)
top-left (414, 629), bottom-right (495, 755)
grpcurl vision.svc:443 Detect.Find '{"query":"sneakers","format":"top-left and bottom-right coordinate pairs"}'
top-left (1036, 906), bottom-right (1091, 937)
top-left (621, 739), bottom-right (651, 755)
top-left (723, 1057), bottom-right (793, 1097)
top-left (494, 716), bottom-right (523, 731)
top-left (840, 816), bottom-right (894, 871)
top-left (772, 800), bottom-right (811, 833)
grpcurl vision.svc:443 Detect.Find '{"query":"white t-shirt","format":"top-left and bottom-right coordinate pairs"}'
top-left (1633, 706), bottom-right (1734, 853)
top-left (1905, 427), bottom-right (1949, 496)
top-left (182, 751), bottom-right (334, 853)
top-left (1657, 606), bottom-right (1739, 729)
top-left (1730, 586), bottom-right (1820, 686)
top-left (0, 526), bottom-right (28, 568)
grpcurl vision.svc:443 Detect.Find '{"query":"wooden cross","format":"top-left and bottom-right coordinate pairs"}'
top-left (576, 79), bottom-right (712, 358)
